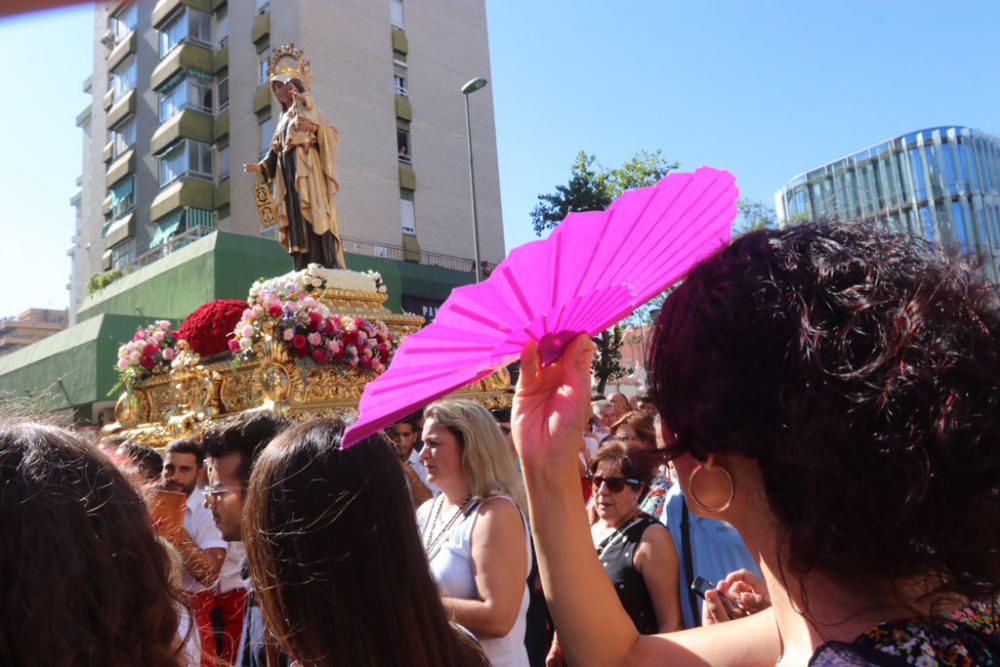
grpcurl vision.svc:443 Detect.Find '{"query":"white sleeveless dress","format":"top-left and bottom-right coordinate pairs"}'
top-left (420, 495), bottom-right (532, 667)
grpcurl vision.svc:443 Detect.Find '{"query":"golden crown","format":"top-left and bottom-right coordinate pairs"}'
top-left (268, 43), bottom-right (312, 89)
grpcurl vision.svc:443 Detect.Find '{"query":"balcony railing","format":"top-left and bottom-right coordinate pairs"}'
top-left (120, 228), bottom-right (495, 277)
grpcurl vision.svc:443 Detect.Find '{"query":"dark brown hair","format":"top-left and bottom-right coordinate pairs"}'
top-left (0, 421), bottom-right (185, 665)
top-left (201, 411), bottom-right (290, 486)
top-left (164, 437), bottom-right (205, 467)
top-left (589, 441), bottom-right (657, 493)
top-left (650, 219), bottom-right (1000, 604)
top-left (244, 419), bottom-right (488, 667)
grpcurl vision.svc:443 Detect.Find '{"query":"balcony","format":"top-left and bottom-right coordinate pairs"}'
top-left (106, 149), bottom-right (136, 187)
top-left (251, 11), bottom-right (270, 44)
top-left (151, 178), bottom-right (214, 222)
top-left (151, 109), bottom-right (214, 155)
top-left (151, 41), bottom-right (213, 91)
top-left (106, 89), bottom-right (136, 130)
top-left (395, 95), bottom-right (412, 121)
top-left (107, 31), bottom-right (137, 71)
top-left (152, 0), bottom-right (213, 29)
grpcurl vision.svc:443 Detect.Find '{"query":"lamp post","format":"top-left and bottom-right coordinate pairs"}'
top-left (462, 76), bottom-right (488, 282)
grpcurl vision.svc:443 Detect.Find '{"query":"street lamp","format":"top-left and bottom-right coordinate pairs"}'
top-left (462, 76), bottom-right (488, 282)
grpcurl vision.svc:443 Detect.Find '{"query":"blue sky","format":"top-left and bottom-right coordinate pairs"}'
top-left (2, 0), bottom-right (999, 316)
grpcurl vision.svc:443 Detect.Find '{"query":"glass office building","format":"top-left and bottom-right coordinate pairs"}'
top-left (775, 126), bottom-right (1000, 280)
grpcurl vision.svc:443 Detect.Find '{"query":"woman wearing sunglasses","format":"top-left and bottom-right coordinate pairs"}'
top-left (513, 221), bottom-right (1000, 666)
top-left (608, 411), bottom-right (673, 520)
top-left (548, 443), bottom-right (681, 665)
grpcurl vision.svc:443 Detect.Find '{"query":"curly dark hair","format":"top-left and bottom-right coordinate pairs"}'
top-left (0, 421), bottom-right (185, 665)
top-left (650, 219), bottom-right (1000, 605)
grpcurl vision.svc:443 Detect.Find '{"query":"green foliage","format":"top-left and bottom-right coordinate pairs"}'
top-left (531, 150), bottom-right (678, 236)
top-left (87, 268), bottom-right (126, 296)
top-left (592, 324), bottom-right (628, 395)
top-left (734, 198), bottom-right (778, 235)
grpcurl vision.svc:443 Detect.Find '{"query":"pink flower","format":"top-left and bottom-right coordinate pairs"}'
top-left (307, 332), bottom-right (322, 346)
top-left (228, 339), bottom-right (241, 352)
top-left (310, 348), bottom-right (327, 364)
top-left (243, 308), bottom-right (254, 320)
top-left (241, 324), bottom-right (255, 338)
top-left (282, 328), bottom-right (295, 341)
top-left (117, 358), bottom-right (130, 370)
top-left (292, 334), bottom-right (307, 350)
top-left (326, 341), bottom-right (341, 355)
top-left (267, 302), bottom-right (283, 318)
top-left (152, 330), bottom-right (165, 343)
top-left (162, 347), bottom-right (177, 361)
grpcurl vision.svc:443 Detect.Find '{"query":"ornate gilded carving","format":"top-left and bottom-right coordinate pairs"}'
top-left (109, 278), bottom-right (511, 447)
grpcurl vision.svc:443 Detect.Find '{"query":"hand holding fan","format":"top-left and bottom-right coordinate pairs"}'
top-left (342, 167), bottom-right (738, 447)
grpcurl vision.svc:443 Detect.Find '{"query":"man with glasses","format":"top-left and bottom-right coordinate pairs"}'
top-left (387, 417), bottom-right (437, 504)
top-left (203, 411), bottom-right (290, 667)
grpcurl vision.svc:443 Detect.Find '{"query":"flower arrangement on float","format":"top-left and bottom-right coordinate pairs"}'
top-left (230, 276), bottom-right (397, 371)
top-left (114, 320), bottom-right (180, 393)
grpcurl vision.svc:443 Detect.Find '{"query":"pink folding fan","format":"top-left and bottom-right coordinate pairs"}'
top-left (342, 166), bottom-right (738, 447)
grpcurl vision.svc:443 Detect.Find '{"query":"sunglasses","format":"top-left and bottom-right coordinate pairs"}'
top-left (588, 474), bottom-right (640, 493)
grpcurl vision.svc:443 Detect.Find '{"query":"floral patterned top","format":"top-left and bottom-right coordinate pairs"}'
top-left (809, 598), bottom-right (999, 666)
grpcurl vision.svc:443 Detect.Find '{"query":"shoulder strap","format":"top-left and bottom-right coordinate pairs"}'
top-left (681, 501), bottom-right (700, 627)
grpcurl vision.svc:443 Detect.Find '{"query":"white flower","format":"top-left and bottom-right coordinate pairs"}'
top-left (282, 328), bottom-right (295, 341)
top-left (239, 337), bottom-right (253, 349)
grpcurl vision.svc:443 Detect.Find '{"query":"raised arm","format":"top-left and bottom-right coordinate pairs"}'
top-left (512, 336), bottom-right (780, 667)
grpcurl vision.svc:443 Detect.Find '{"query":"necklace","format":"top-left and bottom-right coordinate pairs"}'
top-left (421, 494), bottom-right (473, 560)
top-left (594, 511), bottom-right (644, 559)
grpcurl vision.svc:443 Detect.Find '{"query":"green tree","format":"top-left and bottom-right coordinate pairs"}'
top-left (530, 150), bottom-right (678, 236)
top-left (734, 198), bottom-right (778, 234)
top-left (592, 324), bottom-right (628, 395)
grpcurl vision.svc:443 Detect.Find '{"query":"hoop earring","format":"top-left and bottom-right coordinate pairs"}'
top-left (687, 464), bottom-right (735, 513)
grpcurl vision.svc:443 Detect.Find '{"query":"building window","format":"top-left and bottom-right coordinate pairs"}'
top-left (158, 76), bottom-right (213, 122)
top-left (400, 197), bottom-right (416, 235)
top-left (110, 2), bottom-right (137, 43)
top-left (111, 116), bottom-right (136, 158)
top-left (159, 7), bottom-right (212, 57)
top-left (397, 127), bottom-right (411, 163)
top-left (258, 47), bottom-right (271, 85)
top-left (390, 0), bottom-right (404, 29)
top-left (158, 139), bottom-right (214, 187)
top-left (259, 115), bottom-right (274, 158)
top-left (215, 5), bottom-right (229, 48)
top-left (109, 55), bottom-right (136, 102)
top-left (216, 69), bottom-right (229, 112)
top-left (394, 64), bottom-right (408, 96)
top-left (216, 143), bottom-right (230, 182)
top-left (109, 177), bottom-right (135, 220)
top-left (111, 239), bottom-right (137, 270)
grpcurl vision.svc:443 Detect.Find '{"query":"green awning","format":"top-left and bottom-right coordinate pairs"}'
top-left (149, 209), bottom-right (184, 249)
top-left (109, 177), bottom-right (133, 205)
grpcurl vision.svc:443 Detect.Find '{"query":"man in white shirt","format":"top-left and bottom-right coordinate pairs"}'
top-left (388, 418), bottom-right (437, 505)
top-left (162, 439), bottom-right (227, 667)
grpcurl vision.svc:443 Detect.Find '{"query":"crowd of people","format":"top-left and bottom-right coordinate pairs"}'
top-left (2, 219), bottom-right (998, 666)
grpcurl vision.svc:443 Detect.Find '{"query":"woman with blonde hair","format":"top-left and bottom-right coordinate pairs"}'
top-left (418, 399), bottom-right (532, 667)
